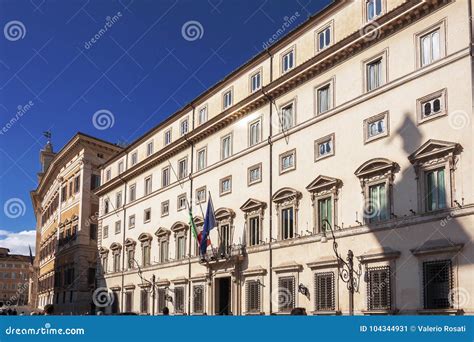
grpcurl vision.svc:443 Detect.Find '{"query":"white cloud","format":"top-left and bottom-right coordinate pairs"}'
top-left (0, 229), bottom-right (35, 255)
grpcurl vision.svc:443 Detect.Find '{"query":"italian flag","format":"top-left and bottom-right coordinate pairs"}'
top-left (188, 207), bottom-right (209, 247)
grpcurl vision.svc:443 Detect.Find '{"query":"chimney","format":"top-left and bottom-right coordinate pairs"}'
top-left (38, 140), bottom-right (55, 182)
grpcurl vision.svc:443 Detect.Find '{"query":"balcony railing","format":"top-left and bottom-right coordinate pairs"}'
top-left (200, 244), bottom-right (245, 264)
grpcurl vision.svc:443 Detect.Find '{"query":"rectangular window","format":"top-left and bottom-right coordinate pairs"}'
top-left (144, 208), bottom-right (151, 223)
top-left (368, 183), bottom-right (389, 222)
top-left (420, 29), bottom-right (440, 67)
top-left (219, 224), bottom-right (231, 253)
top-left (129, 215), bottom-right (135, 229)
top-left (318, 197), bottom-right (332, 232)
top-left (180, 118), bottom-right (189, 136)
top-left (221, 134), bottom-right (232, 160)
top-left (118, 161), bottom-right (124, 174)
top-left (425, 168), bottom-right (446, 212)
top-left (178, 158), bottom-right (188, 179)
top-left (177, 236), bottom-right (186, 260)
top-left (366, 58), bottom-right (382, 91)
top-left (74, 175), bottom-right (80, 193)
top-left (280, 150), bottom-right (296, 174)
top-left (106, 169), bottom-right (111, 181)
top-left (367, 266), bottom-right (391, 310)
top-left (246, 280), bottom-right (261, 313)
top-left (315, 134), bottom-right (335, 161)
top-left (366, 0), bottom-right (383, 21)
top-left (129, 184), bottom-right (136, 202)
top-left (161, 200), bottom-right (169, 217)
top-left (91, 174), bottom-right (101, 190)
top-left (162, 167), bottom-right (170, 187)
top-left (177, 194), bottom-right (187, 211)
top-left (131, 151), bottom-right (138, 166)
top-left (146, 141), bottom-right (154, 156)
top-left (248, 216), bottom-right (260, 246)
top-left (103, 226), bottom-right (108, 239)
top-left (417, 89), bottom-right (447, 124)
top-left (125, 291), bottom-right (133, 312)
top-left (193, 285), bottom-right (204, 314)
top-left (115, 192), bottom-right (122, 208)
top-left (317, 26), bottom-right (331, 51)
top-left (196, 147), bottom-right (207, 171)
top-left (282, 49), bottom-right (294, 73)
top-left (317, 84), bottom-right (331, 114)
top-left (159, 241), bottom-right (168, 263)
top-left (142, 245), bottom-right (151, 267)
top-left (248, 164), bottom-right (262, 185)
top-left (145, 176), bottom-right (152, 196)
top-left (175, 287), bottom-right (185, 314)
top-left (198, 106), bottom-right (207, 125)
top-left (127, 249), bottom-right (135, 269)
top-left (250, 71), bottom-right (261, 93)
top-left (315, 272), bottom-right (335, 311)
top-left (280, 103), bottom-right (294, 131)
top-left (220, 176), bottom-right (232, 196)
top-left (423, 260), bottom-right (452, 309)
top-left (278, 277), bottom-right (295, 312)
top-left (164, 129), bottom-right (172, 145)
top-left (140, 290), bottom-right (149, 314)
top-left (223, 89), bottom-right (233, 109)
top-left (196, 187), bottom-right (206, 204)
top-left (115, 221), bottom-right (121, 234)
top-left (249, 119), bottom-right (261, 147)
top-left (113, 254), bottom-right (120, 272)
top-left (364, 111), bottom-right (389, 143)
top-left (281, 207), bottom-right (294, 240)
top-left (157, 288), bottom-right (166, 313)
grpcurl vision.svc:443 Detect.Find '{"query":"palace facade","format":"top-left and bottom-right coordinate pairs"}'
top-left (95, 0), bottom-right (474, 315)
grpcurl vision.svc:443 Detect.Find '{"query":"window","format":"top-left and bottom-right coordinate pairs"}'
top-left (366, 58), bottom-right (382, 91)
top-left (159, 240), bottom-right (168, 263)
top-left (129, 215), bottom-right (135, 229)
top-left (364, 111), bottom-right (389, 143)
top-left (198, 106), bottom-right (207, 125)
top-left (113, 253), bottom-right (120, 272)
top-left (115, 221), bottom-right (121, 234)
top-left (177, 194), bottom-right (187, 211)
top-left (282, 48), bottom-right (295, 73)
top-left (280, 149), bottom-right (296, 174)
top-left (157, 288), bottom-right (166, 313)
top-left (367, 266), bottom-right (391, 310)
top-left (315, 272), bottom-right (335, 311)
top-left (91, 174), bottom-right (101, 190)
top-left (115, 191), bottom-right (122, 208)
top-left (248, 216), bottom-right (260, 246)
top-left (131, 151), bottom-right (138, 166)
top-left (221, 134), bottom-right (232, 160)
top-left (178, 158), bottom-right (188, 180)
top-left (420, 29), bottom-right (440, 67)
top-left (423, 260), bottom-right (452, 309)
top-left (193, 285), bottom-right (204, 314)
top-left (162, 167), bottom-right (170, 187)
top-left (177, 236), bottom-right (186, 260)
top-left (161, 200), bottom-right (169, 217)
top-left (248, 163), bottom-right (262, 185)
top-left (248, 118), bottom-right (261, 146)
top-left (146, 141), bottom-right (154, 156)
top-left (144, 176), bottom-right (152, 196)
top-left (366, 0), bottom-right (383, 21)
top-left (368, 183), bottom-right (389, 222)
top-left (174, 287), bottom-right (185, 314)
top-left (246, 280), bottom-right (261, 313)
top-left (280, 102), bottom-right (294, 131)
top-left (315, 134), bottom-right (335, 161)
top-left (164, 129), bottom-right (172, 145)
top-left (196, 147), bottom-right (207, 171)
top-left (278, 277), bottom-right (295, 312)
top-left (281, 207), bottom-right (294, 240)
top-left (140, 290), bottom-right (149, 314)
top-left (220, 176), bottom-right (232, 196)
top-left (425, 168), bottom-right (446, 212)
top-left (316, 84), bottom-right (331, 114)
top-left (103, 226), bottom-right (108, 239)
top-left (129, 184), bottom-right (136, 202)
top-left (142, 245), bottom-right (151, 267)
top-left (125, 291), bottom-right (133, 312)
top-left (223, 89), bottom-right (233, 109)
top-left (417, 89), bottom-right (447, 124)
top-left (250, 70), bottom-right (261, 93)
top-left (196, 187), bottom-right (206, 204)
top-left (104, 199), bottom-right (110, 214)
top-left (317, 25), bottom-right (331, 51)
top-left (219, 224), bottom-right (231, 253)
top-left (180, 118), bottom-right (189, 136)
top-left (106, 169), bottom-right (111, 181)
top-left (144, 208), bottom-right (151, 223)
top-left (118, 161), bottom-right (124, 174)
top-left (74, 175), bottom-right (80, 193)
top-left (318, 197), bottom-right (332, 232)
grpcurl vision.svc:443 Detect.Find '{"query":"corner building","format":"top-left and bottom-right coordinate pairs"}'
top-left (95, 0), bottom-right (474, 315)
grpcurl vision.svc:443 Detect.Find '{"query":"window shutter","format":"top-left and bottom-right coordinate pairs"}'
top-left (245, 280), bottom-right (260, 313)
top-left (278, 276), bottom-right (295, 312)
top-left (315, 272), bottom-right (335, 311)
top-left (367, 266), bottom-right (391, 310)
top-left (193, 285), bottom-right (204, 314)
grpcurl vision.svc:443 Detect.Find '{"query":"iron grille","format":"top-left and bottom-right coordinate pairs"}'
top-left (367, 266), bottom-right (391, 310)
top-left (423, 259), bottom-right (453, 309)
top-left (175, 287), bottom-right (185, 313)
top-left (157, 288), bottom-right (166, 313)
top-left (140, 289), bottom-right (149, 314)
top-left (315, 272), bottom-right (335, 311)
top-left (278, 276), bottom-right (295, 312)
top-left (193, 285), bottom-right (204, 314)
top-left (245, 280), bottom-right (261, 313)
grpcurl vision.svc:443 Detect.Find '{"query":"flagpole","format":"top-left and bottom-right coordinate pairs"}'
top-left (207, 191), bottom-right (221, 257)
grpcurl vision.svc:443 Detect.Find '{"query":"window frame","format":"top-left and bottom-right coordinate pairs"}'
top-left (277, 276), bottom-right (296, 312)
top-left (146, 141), bottom-right (154, 156)
top-left (198, 104), bottom-right (208, 125)
top-left (314, 271), bottom-right (336, 312)
top-left (143, 208), bottom-right (151, 223)
top-left (128, 214), bottom-right (136, 229)
top-left (144, 175), bottom-right (152, 196)
top-left (281, 45), bottom-right (296, 74)
top-left (195, 186), bottom-right (207, 204)
top-left (131, 151), bottom-right (138, 166)
top-left (178, 157), bottom-right (188, 180)
top-left (416, 88), bottom-right (447, 125)
top-left (278, 99), bottom-right (296, 132)
top-left (161, 200), bottom-right (169, 217)
top-left (363, 0), bottom-right (386, 23)
top-left (249, 68), bottom-right (262, 93)
top-left (314, 133), bottom-right (335, 161)
top-left (161, 166), bottom-right (170, 187)
top-left (363, 111), bottom-right (390, 144)
top-left (415, 20), bottom-right (446, 69)
top-left (219, 176), bottom-right (232, 196)
top-left (363, 50), bottom-right (388, 93)
top-left (129, 183), bottom-right (136, 202)
top-left (179, 117), bottom-right (189, 136)
top-left (315, 21), bottom-right (334, 52)
top-left (164, 128), bottom-right (172, 146)
top-left (314, 78), bottom-right (335, 115)
top-left (222, 87), bottom-right (233, 110)
top-left (248, 116), bottom-right (262, 147)
top-left (279, 149), bottom-right (296, 175)
top-left (245, 279), bottom-right (261, 314)
top-left (196, 146), bottom-right (207, 171)
top-left (247, 163), bottom-right (262, 186)
top-left (177, 193), bottom-right (187, 211)
top-left (220, 133), bottom-right (233, 160)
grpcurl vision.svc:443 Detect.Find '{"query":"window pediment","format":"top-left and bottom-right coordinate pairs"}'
top-left (193, 216), bottom-right (203, 226)
top-left (155, 227), bottom-right (171, 238)
top-left (240, 198), bottom-right (267, 212)
top-left (124, 238), bottom-right (136, 248)
top-left (215, 207), bottom-right (235, 221)
top-left (99, 247), bottom-right (109, 255)
top-left (354, 158), bottom-right (397, 179)
top-left (306, 175), bottom-right (341, 194)
top-left (171, 221), bottom-right (189, 233)
top-left (408, 139), bottom-right (461, 164)
top-left (110, 242), bottom-right (122, 251)
top-left (138, 232), bottom-right (153, 243)
top-left (272, 187), bottom-right (302, 204)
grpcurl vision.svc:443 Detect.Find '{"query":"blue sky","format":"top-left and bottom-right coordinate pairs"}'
top-left (0, 0), bottom-right (331, 253)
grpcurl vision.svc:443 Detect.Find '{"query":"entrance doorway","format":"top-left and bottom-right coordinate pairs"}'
top-left (215, 277), bottom-right (231, 315)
